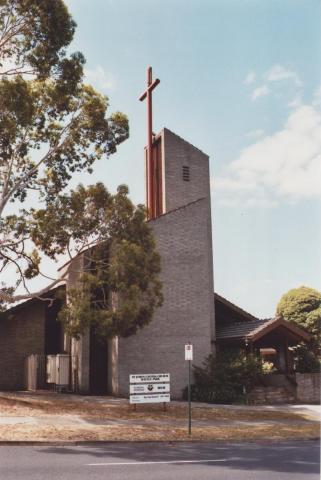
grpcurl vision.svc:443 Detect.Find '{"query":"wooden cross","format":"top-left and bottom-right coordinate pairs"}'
top-left (139, 66), bottom-right (160, 219)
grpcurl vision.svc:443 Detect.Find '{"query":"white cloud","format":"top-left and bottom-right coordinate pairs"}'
top-left (244, 71), bottom-right (256, 85)
top-left (265, 64), bottom-right (302, 87)
top-left (84, 65), bottom-right (114, 90)
top-left (251, 85), bottom-right (270, 101)
top-left (214, 104), bottom-right (321, 206)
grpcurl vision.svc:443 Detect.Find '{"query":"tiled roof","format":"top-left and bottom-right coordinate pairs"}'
top-left (216, 318), bottom-right (271, 340)
top-left (216, 316), bottom-right (311, 343)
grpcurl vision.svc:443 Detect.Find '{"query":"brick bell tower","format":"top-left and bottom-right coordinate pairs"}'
top-left (105, 66), bottom-right (216, 399)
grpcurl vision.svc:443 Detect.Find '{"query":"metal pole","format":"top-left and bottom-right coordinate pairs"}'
top-left (188, 359), bottom-right (191, 435)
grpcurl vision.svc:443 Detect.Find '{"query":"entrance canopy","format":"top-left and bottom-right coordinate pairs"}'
top-left (216, 317), bottom-right (311, 347)
top-left (215, 315), bottom-right (311, 373)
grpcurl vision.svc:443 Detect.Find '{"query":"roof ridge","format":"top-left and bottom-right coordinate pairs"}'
top-left (148, 197), bottom-right (207, 222)
top-left (214, 292), bottom-right (259, 321)
top-left (161, 127), bottom-right (209, 157)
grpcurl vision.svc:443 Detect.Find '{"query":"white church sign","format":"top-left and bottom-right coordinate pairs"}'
top-left (129, 373), bottom-right (170, 404)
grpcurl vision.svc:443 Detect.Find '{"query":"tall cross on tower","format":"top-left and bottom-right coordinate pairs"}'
top-left (139, 66), bottom-right (160, 219)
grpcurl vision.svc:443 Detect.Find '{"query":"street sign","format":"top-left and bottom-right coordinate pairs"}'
top-left (185, 344), bottom-right (193, 361)
top-left (185, 344), bottom-right (193, 435)
top-left (129, 373), bottom-right (170, 384)
top-left (130, 383), bottom-right (170, 394)
top-left (130, 393), bottom-right (170, 404)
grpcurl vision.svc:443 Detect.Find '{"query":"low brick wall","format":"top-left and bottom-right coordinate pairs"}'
top-left (248, 385), bottom-right (295, 404)
top-left (248, 373), bottom-right (320, 404)
top-left (296, 373), bottom-right (320, 403)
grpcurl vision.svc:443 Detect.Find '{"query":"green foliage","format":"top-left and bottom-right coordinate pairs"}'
top-left (184, 349), bottom-right (264, 404)
top-left (0, 0), bottom-right (78, 78)
top-left (276, 286), bottom-right (321, 351)
top-left (292, 344), bottom-right (320, 373)
top-left (0, 1), bottom-right (129, 304)
top-left (56, 184), bottom-right (163, 339)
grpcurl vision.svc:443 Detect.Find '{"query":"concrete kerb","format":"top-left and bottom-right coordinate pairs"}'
top-left (0, 438), bottom-right (320, 447)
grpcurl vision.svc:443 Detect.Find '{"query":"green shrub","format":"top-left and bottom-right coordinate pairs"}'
top-left (293, 344), bottom-right (320, 373)
top-left (183, 349), bottom-right (264, 404)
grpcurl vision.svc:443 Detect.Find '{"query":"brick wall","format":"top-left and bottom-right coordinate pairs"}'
top-left (296, 373), bottom-right (320, 403)
top-left (160, 128), bottom-right (211, 213)
top-left (248, 373), bottom-right (320, 404)
top-left (0, 302), bottom-right (46, 390)
top-left (117, 197), bottom-right (215, 398)
top-left (115, 129), bottom-right (215, 399)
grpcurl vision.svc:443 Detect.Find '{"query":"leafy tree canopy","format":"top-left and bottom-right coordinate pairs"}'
top-left (0, 1), bottom-right (130, 305)
top-left (292, 344), bottom-right (320, 374)
top-left (0, 0), bottom-right (80, 78)
top-left (276, 286), bottom-right (321, 349)
top-left (56, 184), bottom-right (163, 339)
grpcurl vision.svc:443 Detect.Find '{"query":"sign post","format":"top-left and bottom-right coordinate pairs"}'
top-left (185, 343), bottom-right (193, 436)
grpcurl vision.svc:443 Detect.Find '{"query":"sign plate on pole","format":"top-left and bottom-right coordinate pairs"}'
top-left (130, 393), bottom-right (170, 404)
top-left (185, 344), bottom-right (193, 361)
top-left (129, 373), bottom-right (170, 384)
top-left (130, 383), bottom-right (170, 394)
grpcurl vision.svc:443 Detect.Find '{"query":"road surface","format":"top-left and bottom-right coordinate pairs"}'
top-left (0, 440), bottom-right (319, 480)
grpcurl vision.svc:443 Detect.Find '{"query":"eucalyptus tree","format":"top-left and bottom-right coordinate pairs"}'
top-left (0, 2), bottom-right (162, 338)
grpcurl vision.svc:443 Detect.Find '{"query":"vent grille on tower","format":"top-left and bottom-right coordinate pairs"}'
top-left (182, 165), bottom-right (190, 181)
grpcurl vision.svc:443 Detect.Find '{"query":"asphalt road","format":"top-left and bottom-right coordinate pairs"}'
top-left (0, 440), bottom-right (319, 480)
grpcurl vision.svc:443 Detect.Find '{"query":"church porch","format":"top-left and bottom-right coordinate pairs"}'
top-left (216, 316), bottom-right (311, 374)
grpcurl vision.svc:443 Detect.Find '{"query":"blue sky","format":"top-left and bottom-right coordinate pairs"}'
top-left (57, 0), bottom-right (321, 317)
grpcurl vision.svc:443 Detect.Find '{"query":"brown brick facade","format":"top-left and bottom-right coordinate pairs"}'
top-left (296, 373), bottom-right (320, 403)
top-left (115, 129), bottom-right (215, 398)
top-left (0, 302), bottom-right (45, 390)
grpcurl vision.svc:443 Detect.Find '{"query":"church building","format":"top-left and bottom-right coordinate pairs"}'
top-left (65, 126), bottom-right (215, 398)
top-left (0, 68), bottom-right (313, 400)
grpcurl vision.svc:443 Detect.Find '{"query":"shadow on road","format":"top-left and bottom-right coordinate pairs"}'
top-left (40, 440), bottom-right (320, 475)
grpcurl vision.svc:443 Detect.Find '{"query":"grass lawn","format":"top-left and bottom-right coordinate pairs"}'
top-left (0, 394), bottom-right (319, 442)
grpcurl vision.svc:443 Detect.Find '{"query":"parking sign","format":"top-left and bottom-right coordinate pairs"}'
top-left (185, 344), bottom-right (193, 361)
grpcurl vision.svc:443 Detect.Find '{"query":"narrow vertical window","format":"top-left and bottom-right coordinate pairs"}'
top-left (182, 165), bottom-right (190, 181)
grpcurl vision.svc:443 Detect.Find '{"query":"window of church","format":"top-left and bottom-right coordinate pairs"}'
top-left (182, 165), bottom-right (190, 181)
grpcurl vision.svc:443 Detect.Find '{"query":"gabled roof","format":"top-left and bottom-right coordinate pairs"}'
top-left (250, 317), bottom-right (311, 343)
top-left (214, 292), bottom-right (259, 322)
top-left (216, 316), bottom-right (311, 343)
top-left (1, 285), bottom-right (66, 316)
